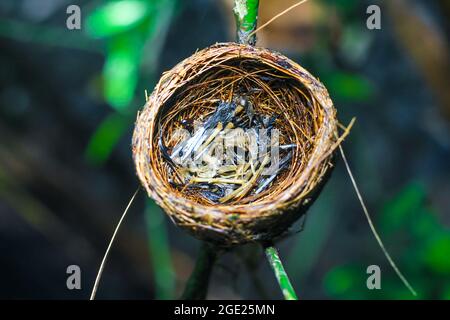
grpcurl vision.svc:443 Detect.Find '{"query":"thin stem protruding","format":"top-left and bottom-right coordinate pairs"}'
top-left (90, 187), bottom-right (140, 300)
top-left (233, 0), bottom-right (259, 45)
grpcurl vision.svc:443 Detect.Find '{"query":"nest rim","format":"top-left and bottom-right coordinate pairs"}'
top-left (132, 42), bottom-right (339, 246)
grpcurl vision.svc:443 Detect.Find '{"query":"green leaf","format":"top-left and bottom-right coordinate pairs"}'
top-left (85, 112), bottom-right (131, 165)
top-left (423, 232), bottom-right (450, 275)
top-left (102, 33), bottom-right (143, 111)
top-left (321, 72), bottom-right (374, 102)
top-left (410, 207), bottom-right (441, 239)
top-left (379, 181), bottom-right (426, 234)
top-left (85, 0), bottom-right (178, 164)
top-left (103, 50), bottom-right (139, 110)
top-left (323, 266), bottom-right (365, 299)
top-left (324, 267), bottom-right (353, 296)
top-left (86, 0), bottom-right (151, 38)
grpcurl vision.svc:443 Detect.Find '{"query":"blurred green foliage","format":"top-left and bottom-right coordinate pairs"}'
top-left (86, 0), bottom-right (152, 38)
top-left (85, 0), bottom-right (177, 163)
top-left (321, 72), bottom-right (374, 102)
top-left (324, 181), bottom-right (450, 299)
top-left (84, 112), bottom-right (131, 164)
top-left (102, 35), bottom-right (141, 111)
top-left (86, 0), bottom-right (162, 111)
top-left (85, 0), bottom-right (178, 298)
top-left (327, 0), bottom-right (360, 14)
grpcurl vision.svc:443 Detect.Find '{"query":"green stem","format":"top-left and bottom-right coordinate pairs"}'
top-left (265, 245), bottom-right (298, 300)
top-left (181, 242), bottom-right (218, 300)
top-left (233, 0), bottom-right (259, 45)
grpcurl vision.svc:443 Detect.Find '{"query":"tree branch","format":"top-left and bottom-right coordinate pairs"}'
top-left (181, 242), bottom-right (218, 299)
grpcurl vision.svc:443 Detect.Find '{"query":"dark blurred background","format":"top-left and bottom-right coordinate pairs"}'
top-left (0, 0), bottom-right (449, 299)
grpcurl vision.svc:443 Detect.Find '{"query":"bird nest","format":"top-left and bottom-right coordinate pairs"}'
top-left (132, 42), bottom-right (341, 246)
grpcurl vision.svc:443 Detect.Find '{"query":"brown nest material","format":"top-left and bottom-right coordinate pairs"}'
top-left (132, 42), bottom-right (343, 246)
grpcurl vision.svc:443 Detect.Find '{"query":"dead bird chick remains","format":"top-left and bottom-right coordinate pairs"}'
top-left (162, 95), bottom-right (296, 204)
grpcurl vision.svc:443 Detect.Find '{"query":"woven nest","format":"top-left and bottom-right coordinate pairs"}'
top-left (132, 42), bottom-right (340, 246)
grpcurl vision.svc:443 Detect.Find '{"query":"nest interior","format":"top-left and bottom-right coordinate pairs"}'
top-left (133, 43), bottom-right (338, 246)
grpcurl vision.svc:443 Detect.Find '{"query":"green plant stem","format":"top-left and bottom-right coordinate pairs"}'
top-left (181, 242), bottom-right (218, 300)
top-left (265, 245), bottom-right (298, 300)
top-left (233, 0), bottom-right (259, 45)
